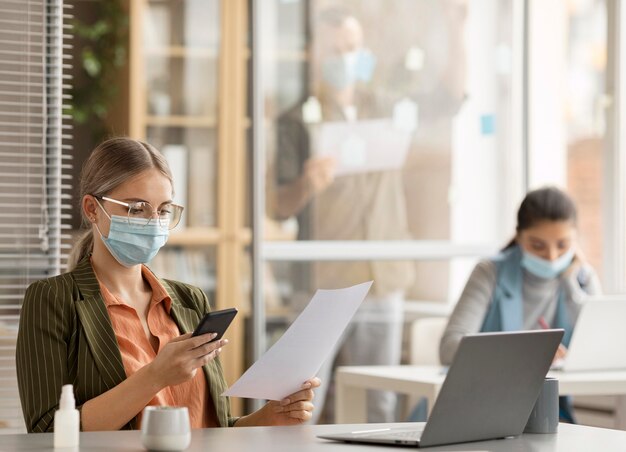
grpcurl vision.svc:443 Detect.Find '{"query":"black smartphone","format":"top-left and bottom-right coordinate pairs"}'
top-left (192, 307), bottom-right (238, 340)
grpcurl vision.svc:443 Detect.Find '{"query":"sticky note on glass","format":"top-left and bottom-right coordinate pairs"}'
top-left (480, 114), bottom-right (496, 135)
top-left (405, 46), bottom-right (425, 72)
top-left (393, 98), bottom-right (419, 132)
top-left (302, 96), bottom-right (322, 124)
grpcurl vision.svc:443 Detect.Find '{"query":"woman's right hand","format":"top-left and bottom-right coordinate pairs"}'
top-left (553, 344), bottom-right (567, 365)
top-left (148, 333), bottom-right (228, 389)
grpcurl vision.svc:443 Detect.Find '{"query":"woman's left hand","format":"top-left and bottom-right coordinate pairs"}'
top-left (234, 378), bottom-right (321, 427)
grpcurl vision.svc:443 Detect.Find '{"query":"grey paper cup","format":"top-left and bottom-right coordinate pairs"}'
top-left (524, 378), bottom-right (559, 434)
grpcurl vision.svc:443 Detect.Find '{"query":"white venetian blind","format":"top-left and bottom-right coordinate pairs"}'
top-left (0, 0), bottom-right (72, 433)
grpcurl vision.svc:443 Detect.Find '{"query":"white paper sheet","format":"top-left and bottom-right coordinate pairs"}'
top-left (223, 281), bottom-right (373, 401)
top-left (316, 119), bottom-right (412, 176)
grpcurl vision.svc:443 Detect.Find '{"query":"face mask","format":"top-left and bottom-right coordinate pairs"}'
top-left (521, 248), bottom-right (575, 279)
top-left (95, 213), bottom-right (169, 268)
top-left (322, 48), bottom-right (377, 90)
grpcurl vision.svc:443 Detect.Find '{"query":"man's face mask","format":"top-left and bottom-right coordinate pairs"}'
top-left (322, 48), bottom-right (377, 90)
top-left (94, 200), bottom-right (169, 267)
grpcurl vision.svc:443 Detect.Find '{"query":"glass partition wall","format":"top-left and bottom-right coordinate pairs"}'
top-left (128, 0), bottom-right (626, 420)
top-left (251, 0), bottom-right (525, 418)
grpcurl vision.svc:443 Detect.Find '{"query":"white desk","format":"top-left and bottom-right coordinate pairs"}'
top-left (335, 365), bottom-right (626, 423)
top-left (2, 423), bottom-right (626, 451)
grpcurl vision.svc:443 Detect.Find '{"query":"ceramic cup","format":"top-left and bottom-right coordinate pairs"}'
top-left (524, 378), bottom-right (559, 434)
top-left (140, 406), bottom-right (191, 451)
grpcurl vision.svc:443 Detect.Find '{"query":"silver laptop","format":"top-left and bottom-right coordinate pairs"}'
top-left (318, 329), bottom-right (563, 448)
top-left (555, 296), bottom-right (626, 372)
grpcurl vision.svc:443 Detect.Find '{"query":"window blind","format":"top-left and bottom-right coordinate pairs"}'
top-left (0, 0), bottom-right (72, 433)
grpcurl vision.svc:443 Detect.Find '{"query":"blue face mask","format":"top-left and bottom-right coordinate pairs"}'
top-left (322, 48), bottom-right (377, 90)
top-left (521, 248), bottom-right (575, 279)
top-left (95, 213), bottom-right (169, 268)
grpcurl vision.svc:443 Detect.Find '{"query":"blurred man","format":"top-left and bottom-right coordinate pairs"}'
top-left (271, 8), bottom-right (414, 423)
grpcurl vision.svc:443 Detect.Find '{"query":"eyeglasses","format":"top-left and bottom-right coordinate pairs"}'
top-left (95, 196), bottom-right (184, 230)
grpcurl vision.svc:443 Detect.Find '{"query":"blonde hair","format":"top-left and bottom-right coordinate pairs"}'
top-left (68, 137), bottom-right (173, 270)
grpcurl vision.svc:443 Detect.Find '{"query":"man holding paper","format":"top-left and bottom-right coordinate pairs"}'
top-left (271, 8), bottom-right (414, 423)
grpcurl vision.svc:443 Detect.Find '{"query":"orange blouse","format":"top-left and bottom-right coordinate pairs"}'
top-left (96, 264), bottom-right (219, 429)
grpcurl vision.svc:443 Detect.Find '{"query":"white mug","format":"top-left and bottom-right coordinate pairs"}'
top-left (140, 406), bottom-right (191, 451)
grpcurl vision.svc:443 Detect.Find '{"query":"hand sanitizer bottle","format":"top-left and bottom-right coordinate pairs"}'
top-left (54, 384), bottom-right (79, 448)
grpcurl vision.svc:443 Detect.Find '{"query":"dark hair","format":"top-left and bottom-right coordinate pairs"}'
top-left (504, 187), bottom-right (577, 250)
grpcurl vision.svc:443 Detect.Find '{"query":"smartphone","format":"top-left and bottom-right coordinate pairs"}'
top-left (192, 307), bottom-right (238, 340)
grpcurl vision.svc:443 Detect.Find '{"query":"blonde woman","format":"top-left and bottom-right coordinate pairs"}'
top-left (16, 137), bottom-right (320, 432)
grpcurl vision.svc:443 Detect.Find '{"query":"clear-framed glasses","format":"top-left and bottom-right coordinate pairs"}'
top-left (95, 195), bottom-right (184, 230)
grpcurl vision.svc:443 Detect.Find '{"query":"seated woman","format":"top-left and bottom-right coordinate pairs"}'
top-left (439, 186), bottom-right (601, 422)
top-left (16, 137), bottom-right (320, 432)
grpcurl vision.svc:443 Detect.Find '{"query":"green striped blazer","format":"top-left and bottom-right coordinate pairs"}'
top-left (16, 256), bottom-right (236, 432)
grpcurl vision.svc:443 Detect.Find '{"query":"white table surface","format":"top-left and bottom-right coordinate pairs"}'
top-left (335, 365), bottom-right (626, 423)
top-left (2, 422), bottom-right (626, 451)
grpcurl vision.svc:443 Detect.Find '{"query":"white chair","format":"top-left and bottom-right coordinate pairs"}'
top-left (409, 317), bottom-right (448, 366)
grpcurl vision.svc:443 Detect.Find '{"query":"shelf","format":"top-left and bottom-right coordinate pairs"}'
top-left (145, 115), bottom-right (217, 127)
top-left (167, 227), bottom-right (253, 246)
top-left (145, 46), bottom-right (219, 59)
top-left (145, 116), bottom-right (252, 128)
top-left (145, 46), bottom-right (253, 60)
top-left (167, 227), bottom-right (221, 246)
